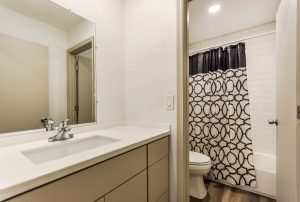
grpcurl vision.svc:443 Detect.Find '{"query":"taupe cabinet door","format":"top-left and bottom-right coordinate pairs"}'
top-left (147, 137), bottom-right (169, 202)
top-left (95, 197), bottom-right (104, 202)
top-left (148, 157), bottom-right (169, 202)
top-left (157, 191), bottom-right (169, 202)
top-left (105, 170), bottom-right (147, 202)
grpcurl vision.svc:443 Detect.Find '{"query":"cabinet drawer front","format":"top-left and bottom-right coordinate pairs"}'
top-left (148, 137), bottom-right (168, 166)
top-left (105, 170), bottom-right (147, 202)
top-left (7, 146), bottom-right (147, 202)
top-left (148, 156), bottom-right (169, 202)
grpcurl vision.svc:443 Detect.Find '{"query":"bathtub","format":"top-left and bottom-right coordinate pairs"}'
top-left (205, 152), bottom-right (276, 198)
top-left (250, 152), bottom-right (276, 198)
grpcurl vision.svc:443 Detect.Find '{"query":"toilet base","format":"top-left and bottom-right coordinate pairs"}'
top-left (190, 175), bottom-right (207, 199)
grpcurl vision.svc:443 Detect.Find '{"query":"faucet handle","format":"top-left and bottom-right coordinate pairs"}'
top-left (41, 117), bottom-right (55, 131)
top-left (63, 118), bottom-right (70, 125)
top-left (62, 118), bottom-right (69, 125)
top-left (63, 126), bottom-right (71, 132)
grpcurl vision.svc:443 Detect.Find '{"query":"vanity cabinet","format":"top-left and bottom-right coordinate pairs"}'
top-left (95, 198), bottom-right (104, 202)
top-left (6, 137), bottom-right (169, 202)
top-left (148, 137), bottom-right (169, 202)
top-left (104, 170), bottom-right (147, 202)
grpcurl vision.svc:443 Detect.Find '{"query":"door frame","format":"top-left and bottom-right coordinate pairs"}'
top-left (276, 0), bottom-right (300, 201)
top-left (180, 0), bottom-right (300, 201)
top-left (177, 0), bottom-right (189, 201)
top-left (67, 37), bottom-right (96, 124)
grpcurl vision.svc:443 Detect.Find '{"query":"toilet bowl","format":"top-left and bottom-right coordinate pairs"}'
top-left (189, 151), bottom-right (211, 199)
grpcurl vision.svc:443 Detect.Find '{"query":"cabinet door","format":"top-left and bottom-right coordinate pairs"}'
top-left (148, 157), bottom-right (169, 202)
top-left (148, 137), bottom-right (169, 166)
top-left (95, 197), bottom-right (104, 202)
top-left (105, 170), bottom-right (147, 202)
top-left (157, 191), bottom-right (169, 202)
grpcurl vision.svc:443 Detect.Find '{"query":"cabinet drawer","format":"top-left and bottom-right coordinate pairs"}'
top-left (148, 156), bottom-right (169, 202)
top-left (7, 146), bottom-right (147, 202)
top-left (105, 170), bottom-right (147, 202)
top-left (148, 137), bottom-right (168, 166)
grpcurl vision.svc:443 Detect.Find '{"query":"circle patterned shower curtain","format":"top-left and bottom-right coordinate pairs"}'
top-left (189, 43), bottom-right (256, 187)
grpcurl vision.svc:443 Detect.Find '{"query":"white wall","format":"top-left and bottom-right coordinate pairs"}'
top-left (67, 20), bottom-right (95, 48)
top-left (190, 23), bottom-right (277, 156)
top-left (51, 0), bottom-right (125, 124)
top-left (0, 33), bottom-right (49, 133)
top-left (0, 6), bottom-right (67, 124)
top-left (50, 1), bottom-right (179, 201)
top-left (123, 0), bottom-right (177, 201)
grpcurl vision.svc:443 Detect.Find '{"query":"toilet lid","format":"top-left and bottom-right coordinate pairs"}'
top-left (189, 151), bottom-right (211, 165)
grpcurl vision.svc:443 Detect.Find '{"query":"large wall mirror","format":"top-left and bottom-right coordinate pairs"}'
top-left (0, 0), bottom-right (96, 134)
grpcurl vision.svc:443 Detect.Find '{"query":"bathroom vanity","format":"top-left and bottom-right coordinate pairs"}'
top-left (0, 126), bottom-right (170, 202)
top-left (0, 1), bottom-right (172, 202)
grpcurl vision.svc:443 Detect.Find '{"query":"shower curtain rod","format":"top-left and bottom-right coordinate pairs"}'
top-left (189, 31), bottom-right (276, 55)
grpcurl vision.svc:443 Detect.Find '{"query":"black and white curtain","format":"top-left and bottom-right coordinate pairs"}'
top-left (189, 43), bottom-right (257, 187)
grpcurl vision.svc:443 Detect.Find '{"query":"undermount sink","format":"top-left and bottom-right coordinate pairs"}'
top-left (21, 136), bottom-right (120, 164)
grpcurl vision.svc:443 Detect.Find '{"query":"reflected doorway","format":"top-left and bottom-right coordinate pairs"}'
top-left (67, 38), bottom-right (95, 125)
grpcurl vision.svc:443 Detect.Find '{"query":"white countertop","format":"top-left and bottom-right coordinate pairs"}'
top-left (0, 125), bottom-right (170, 201)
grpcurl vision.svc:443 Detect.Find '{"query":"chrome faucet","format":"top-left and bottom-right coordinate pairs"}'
top-left (48, 119), bottom-right (74, 142)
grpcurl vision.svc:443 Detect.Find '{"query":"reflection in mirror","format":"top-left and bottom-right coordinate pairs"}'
top-left (0, 0), bottom-right (96, 133)
top-left (67, 38), bottom-right (95, 125)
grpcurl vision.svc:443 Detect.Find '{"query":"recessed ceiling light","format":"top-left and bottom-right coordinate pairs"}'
top-left (209, 4), bottom-right (221, 13)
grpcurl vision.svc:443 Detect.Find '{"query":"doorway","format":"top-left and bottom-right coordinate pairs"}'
top-left (177, 0), bottom-right (300, 201)
top-left (67, 38), bottom-right (95, 125)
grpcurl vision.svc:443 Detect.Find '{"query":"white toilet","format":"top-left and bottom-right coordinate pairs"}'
top-left (189, 151), bottom-right (212, 199)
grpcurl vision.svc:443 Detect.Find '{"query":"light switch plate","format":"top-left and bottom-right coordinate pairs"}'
top-left (166, 95), bottom-right (174, 110)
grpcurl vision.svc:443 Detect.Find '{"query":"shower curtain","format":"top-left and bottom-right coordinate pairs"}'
top-left (189, 43), bottom-right (256, 187)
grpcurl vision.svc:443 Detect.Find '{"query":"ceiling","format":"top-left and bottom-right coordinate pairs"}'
top-left (0, 0), bottom-right (85, 31)
top-left (189, 0), bottom-right (281, 44)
